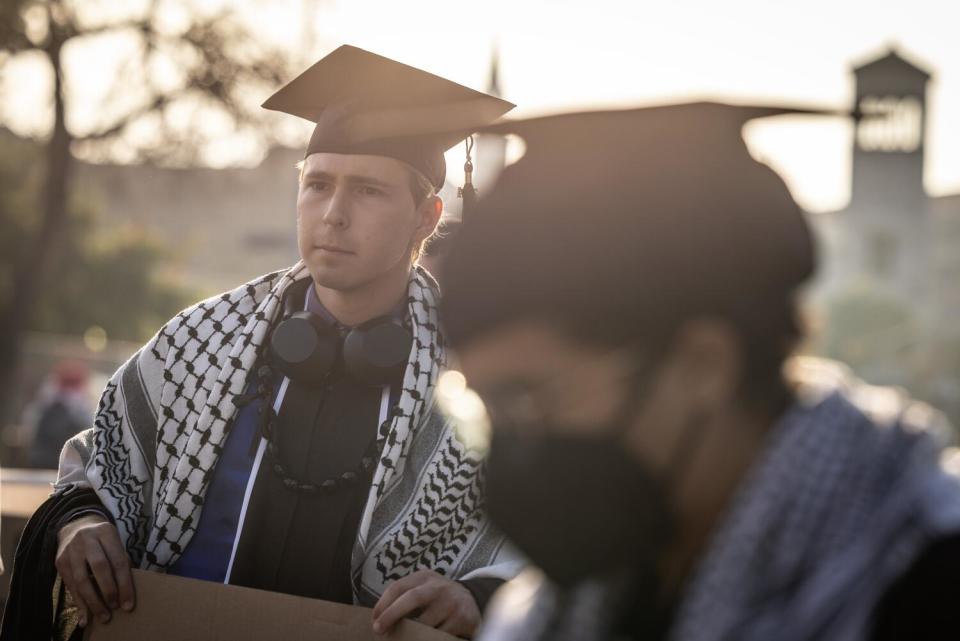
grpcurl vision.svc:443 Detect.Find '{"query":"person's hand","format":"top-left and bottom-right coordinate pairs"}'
top-left (55, 514), bottom-right (135, 627)
top-left (372, 569), bottom-right (481, 638)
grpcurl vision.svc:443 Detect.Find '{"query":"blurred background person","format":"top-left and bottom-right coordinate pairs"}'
top-left (19, 361), bottom-right (92, 470)
top-left (437, 102), bottom-right (960, 641)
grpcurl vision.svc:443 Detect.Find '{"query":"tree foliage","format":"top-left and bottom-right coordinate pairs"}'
top-left (819, 285), bottom-right (916, 377)
top-left (815, 284), bottom-right (960, 428)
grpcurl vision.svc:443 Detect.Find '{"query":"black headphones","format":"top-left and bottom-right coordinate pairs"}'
top-left (268, 310), bottom-right (413, 387)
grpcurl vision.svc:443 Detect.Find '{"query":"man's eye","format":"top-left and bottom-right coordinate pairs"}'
top-left (358, 185), bottom-right (384, 197)
top-left (306, 181), bottom-right (330, 193)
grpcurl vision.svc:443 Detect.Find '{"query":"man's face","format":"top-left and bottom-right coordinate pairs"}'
top-left (447, 321), bottom-right (682, 585)
top-left (297, 153), bottom-right (436, 292)
top-left (448, 317), bottom-right (757, 589)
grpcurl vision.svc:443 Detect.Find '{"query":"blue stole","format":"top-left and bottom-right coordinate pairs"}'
top-left (167, 380), bottom-right (274, 581)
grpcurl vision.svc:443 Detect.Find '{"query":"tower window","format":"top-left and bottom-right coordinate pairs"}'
top-left (856, 96), bottom-right (923, 152)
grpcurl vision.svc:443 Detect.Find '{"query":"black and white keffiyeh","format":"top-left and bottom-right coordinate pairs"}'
top-left (57, 262), bottom-right (521, 601)
top-left (478, 358), bottom-right (960, 641)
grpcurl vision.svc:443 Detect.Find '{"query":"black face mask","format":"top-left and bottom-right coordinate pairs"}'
top-left (483, 396), bottom-right (676, 590)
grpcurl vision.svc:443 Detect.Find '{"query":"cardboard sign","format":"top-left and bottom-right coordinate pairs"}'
top-left (84, 570), bottom-right (458, 641)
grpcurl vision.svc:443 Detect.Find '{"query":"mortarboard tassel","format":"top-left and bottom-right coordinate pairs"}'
top-left (458, 135), bottom-right (478, 222)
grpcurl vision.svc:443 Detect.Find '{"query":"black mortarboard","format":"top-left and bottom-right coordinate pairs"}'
top-left (440, 101), bottom-right (851, 346)
top-left (262, 45), bottom-right (515, 190)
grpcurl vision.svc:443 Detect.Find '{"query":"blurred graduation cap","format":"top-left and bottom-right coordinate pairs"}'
top-left (439, 101), bottom-right (854, 346)
top-left (262, 45), bottom-right (515, 191)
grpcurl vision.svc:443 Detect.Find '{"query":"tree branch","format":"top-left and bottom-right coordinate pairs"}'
top-left (62, 18), bottom-right (149, 41)
top-left (0, 0), bottom-right (35, 53)
top-left (78, 94), bottom-right (168, 142)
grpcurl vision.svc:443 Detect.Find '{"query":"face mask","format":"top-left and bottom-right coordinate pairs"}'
top-left (483, 395), bottom-right (676, 590)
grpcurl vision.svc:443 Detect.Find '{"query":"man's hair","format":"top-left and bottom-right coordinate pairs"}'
top-left (295, 158), bottom-right (439, 263)
top-left (406, 165), bottom-right (437, 208)
top-left (405, 165), bottom-right (440, 263)
top-left (540, 283), bottom-right (804, 418)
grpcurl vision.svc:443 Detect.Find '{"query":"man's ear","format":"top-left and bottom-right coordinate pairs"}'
top-left (669, 319), bottom-right (743, 411)
top-left (415, 195), bottom-right (444, 243)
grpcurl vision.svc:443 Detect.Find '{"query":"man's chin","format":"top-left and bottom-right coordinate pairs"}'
top-left (308, 265), bottom-right (364, 292)
top-left (311, 273), bottom-right (355, 292)
top-left (306, 256), bottom-right (412, 295)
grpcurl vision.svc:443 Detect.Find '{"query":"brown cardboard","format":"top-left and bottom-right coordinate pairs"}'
top-left (84, 569), bottom-right (459, 641)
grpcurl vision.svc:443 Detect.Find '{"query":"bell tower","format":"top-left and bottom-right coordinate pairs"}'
top-left (847, 48), bottom-right (932, 299)
top-left (851, 48), bottom-right (930, 211)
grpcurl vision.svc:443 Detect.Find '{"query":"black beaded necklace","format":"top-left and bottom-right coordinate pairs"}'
top-left (239, 363), bottom-right (399, 496)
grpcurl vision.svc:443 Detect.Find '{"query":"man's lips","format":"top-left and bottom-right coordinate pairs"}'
top-left (315, 244), bottom-right (354, 254)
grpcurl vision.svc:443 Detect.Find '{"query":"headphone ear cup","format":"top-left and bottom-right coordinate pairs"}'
top-left (269, 311), bottom-right (340, 386)
top-left (343, 319), bottom-right (413, 386)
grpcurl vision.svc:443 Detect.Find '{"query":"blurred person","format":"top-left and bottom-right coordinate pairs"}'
top-left (437, 103), bottom-right (960, 641)
top-left (21, 361), bottom-right (93, 470)
top-left (1, 45), bottom-right (519, 640)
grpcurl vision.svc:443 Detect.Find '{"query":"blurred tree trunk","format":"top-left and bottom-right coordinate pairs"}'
top-left (0, 10), bottom-right (72, 424)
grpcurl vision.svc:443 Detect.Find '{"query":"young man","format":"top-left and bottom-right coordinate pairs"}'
top-left (437, 103), bottom-right (960, 641)
top-left (1, 46), bottom-right (518, 640)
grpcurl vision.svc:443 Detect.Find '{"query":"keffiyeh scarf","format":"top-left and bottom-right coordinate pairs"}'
top-left (57, 262), bottom-right (520, 600)
top-left (479, 359), bottom-right (960, 641)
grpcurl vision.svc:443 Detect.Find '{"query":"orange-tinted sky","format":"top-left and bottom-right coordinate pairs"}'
top-left (2, 0), bottom-right (958, 213)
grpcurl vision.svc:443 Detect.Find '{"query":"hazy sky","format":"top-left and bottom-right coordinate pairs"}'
top-left (3, 0), bottom-right (958, 213)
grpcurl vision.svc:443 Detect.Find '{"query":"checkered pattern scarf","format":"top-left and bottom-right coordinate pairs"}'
top-left (479, 361), bottom-right (960, 641)
top-left (57, 262), bottom-right (521, 600)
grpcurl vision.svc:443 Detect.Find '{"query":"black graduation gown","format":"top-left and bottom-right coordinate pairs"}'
top-left (227, 365), bottom-right (382, 602)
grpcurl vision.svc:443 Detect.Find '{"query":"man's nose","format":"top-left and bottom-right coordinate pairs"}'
top-left (321, 188), bottom-right (350, 228)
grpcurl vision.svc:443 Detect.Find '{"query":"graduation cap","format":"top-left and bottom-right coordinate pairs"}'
top-left (439, 101), bottom-right (853, 347)
top-left (262, 45), bottom-right (515, 191)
